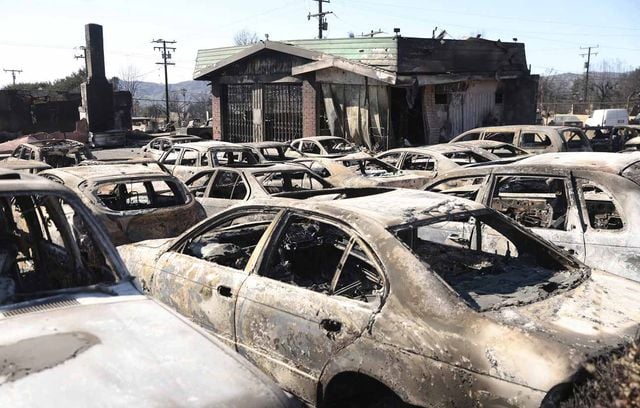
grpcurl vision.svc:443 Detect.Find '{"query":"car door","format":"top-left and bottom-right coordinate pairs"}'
top-left (199, 170), bottom-right (250, 216)
top-left (235, 211), bottom-right (383, 404)
top-left (574, 177), bottom-right (638, 281)
top-left (160, 147), bottom-right (182, 174)
top-left (399, 153), bottom-right (438, 180)
top-left (172, 148), bottom-right (200, 181)
top-left (516, 131), bottom-right (556, 154)
top-left (143, 209), bottom-right (280, 346)
top-left (376, 151), bottom-right (404, 168)
top-left (486, 173), bottom-right (586, 260)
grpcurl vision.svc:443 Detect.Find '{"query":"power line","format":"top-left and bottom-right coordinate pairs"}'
top-left (152, 38), bottom-right (176, 124)
top-left (308, 0), bottom-right (332, 39)
top-left (3, 68), bottom-right (22, 85)
top-left (580, 45), bottom-right (599, 102)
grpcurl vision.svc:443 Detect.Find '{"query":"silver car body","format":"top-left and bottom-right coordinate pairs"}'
top-left (141, 135), bottom-right (202, 160)
top-left (0, 170), bottom-right (294, 407)
top-left (425, 152), bottom-right (640, 282)
top-left (290, 136), bottom-right (360, 158)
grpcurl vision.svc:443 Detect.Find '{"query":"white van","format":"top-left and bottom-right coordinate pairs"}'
top-left (585, 109), bottom-right (629, 127)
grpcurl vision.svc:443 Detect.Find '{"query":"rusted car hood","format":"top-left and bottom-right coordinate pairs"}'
top-left (486, 270), bottom-right (640, 352)
top-left (0, 284), bottom-right (292, 407)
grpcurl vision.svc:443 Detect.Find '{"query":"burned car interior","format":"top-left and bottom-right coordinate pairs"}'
top-left (261, 214), bottom-right (383, 303)
top-left (93, 179), bottom-right (188, 211)
top-left (256, 171), bottom-right (328, 193)
top-left (578, 182), bottom-right (623, 230)
top-left (394, 211), bottom-right (586, 311)
top-left (0, 194), bottom-right (116, 305)
top-left (179, 210), bottom-right (384, 303)
top-left (339, 158), bottom-right (399, 177)
top-left (490, 176), bottom-right (569, 230)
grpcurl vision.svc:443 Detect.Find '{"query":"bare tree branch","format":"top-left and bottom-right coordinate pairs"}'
top-left (233, 29), bottom-right (260, 46)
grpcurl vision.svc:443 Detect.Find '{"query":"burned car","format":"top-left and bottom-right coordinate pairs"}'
top-left (244, 141), bottom-right (305, 162)
top-left (450, 125), bottom-right (592, 154)
top-left (140, 134), bottom-right (202, 160)
top-left (375, 144), bottom-right (498, 182)
top-left (452, 140), bottom-right (530, 159)
top-left (159, 140), bottom-right (262, 181)
top-left (185, 163), bottom-right (333, 215)
top-left (295, 153), bottom-right (431, 188)
top-left (6, 139), bottom-right (96, 168)
top-left (425, 152), bottom-right (640, 282)
top-left (0, 159), bottom-right (51, 174)
top-left (119, 189), bottom-right (640, 407)
top-left (290, 136), bottom-right (360, 158)
top-left (41, 164), bottom-right (206, 246)
top-left (0, 170), bottom-right (296, 407)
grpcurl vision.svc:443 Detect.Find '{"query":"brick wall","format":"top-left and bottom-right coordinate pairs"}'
top-left (302, 80), bottom-right (317, 137)
top-left (210, 82), bottom-right (223, 140)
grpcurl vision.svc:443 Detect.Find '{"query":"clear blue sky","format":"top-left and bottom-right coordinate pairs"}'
top-left (1, 0), bottom-right (639, 88)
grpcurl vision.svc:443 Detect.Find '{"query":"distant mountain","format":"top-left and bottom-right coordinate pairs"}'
top-left (122, 80), bottom-right (209, 103)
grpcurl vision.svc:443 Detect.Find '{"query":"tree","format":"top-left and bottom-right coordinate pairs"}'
top-left (118, 65), bottom-right (142, 99)
top-left (233, 29), bottom-right (260, 46)
top-left (51, 68), bottom-right (87, 92)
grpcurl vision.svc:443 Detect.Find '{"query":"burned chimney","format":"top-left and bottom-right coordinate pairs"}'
top-left (79, 23), bottom-right (114, 132)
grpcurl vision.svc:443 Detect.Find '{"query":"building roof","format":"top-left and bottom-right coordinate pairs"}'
top-left (194, 36), bottom-right (529, 84)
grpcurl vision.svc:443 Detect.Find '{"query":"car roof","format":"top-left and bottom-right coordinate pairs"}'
top-left (244, 141), bottom-right (290, 148)
top-left (0, 159), bottom-right (52, 170)
top-left (462, 125), bottom-right (580, 133)
top-left (253, 188), bottom-right (485, 228)
top-left (514, 152), bottom-right (640, 174)
top-left (293, 136), bottom-right (347, 142)
top-left (42, 164), bottom-right (171, 184)
top-left (21, 139), bottom-right (87, 149)
top-left (383, 144), bottom-right (493, 156)
top-left (160, 135), bottom-right (202, 141)
top-left (0, 168), bottom-right (70, 193)
top-left (172, 141), bottom-right (245, 151)
top-left (451, 140), bottom-right (513, 149)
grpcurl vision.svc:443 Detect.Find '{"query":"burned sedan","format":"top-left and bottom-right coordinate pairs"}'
top-left (41, 164), bottom-right (206, 245)
top-left (118, 189), bottom-right (640, 407)
top-left (185, 163), bottom-right (333, 216)
top-left (290, 136), bottom-right (360, 158)
top-left (7, 139), bottom-right (95, 168)
top-left (295, 153), bottom-right (432, 188)
top-left (140, 134), bottom-right (202, 160)
top-left (159, 140), bottom-right (262, 181)
top-left (0, 170), bottom-right (296, 407)
top-left (244, 141), bottom-right (305, 162)
top-left (425, 152), bottom-right (640, 282)
top-left (375, 144), bottom-right (498, 182)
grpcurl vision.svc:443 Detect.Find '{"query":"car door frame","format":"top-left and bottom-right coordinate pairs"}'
top-left (234, 208), bottom-right (387, 404)
top-left (199, 169), bottom-right (251, 215)
top-left (483, 169), bottom-right (586, 261)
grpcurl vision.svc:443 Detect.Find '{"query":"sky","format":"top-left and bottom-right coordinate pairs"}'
top-left (1, 0), bottom-right (639, 89)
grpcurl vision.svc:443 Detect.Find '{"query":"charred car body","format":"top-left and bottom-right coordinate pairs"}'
top-left (41, 164), bottom-right (206, 246)
top-left (140, 135), bottom-right (203, 161)
top-left (425, 152), bottom-right (640, 282)
top-left (6, 139), bottom-right (96, 168)
top-left (185, 163), bottom-right (334, 216)
top-left (119, 189), bottom-right (640, 407)
top-left (375, 144), bottom-right (498, 182)
top-left (0, 170), bottom-right (295, 407)
top-left (159, 141), bottom-right (262, 181)
top-left (290, 136), bottom-right (360, 158)
top-left (450, 125), bottom-right (592, 154)
top-left (295, 153), bottom-right (431, 189)
top-left (244, 141), bottom-right (305, 162)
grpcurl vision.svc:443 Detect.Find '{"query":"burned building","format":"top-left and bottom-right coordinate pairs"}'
top-left (194, 36), bottom-right (538, 149)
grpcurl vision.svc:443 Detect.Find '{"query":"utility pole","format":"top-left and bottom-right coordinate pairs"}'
top-left (3, 68), bottom-right (22, 86)
top-left (580, 45), bottom-right (598, 102)
top-left (152, 39), bottom-right (176, 124)
top-left (308, 0), bottom-right (332, 39)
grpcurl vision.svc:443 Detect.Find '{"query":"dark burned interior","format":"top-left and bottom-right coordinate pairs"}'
top-left (182, 211), bottom-right (383, 304)
top-left (395, 211), bottom-right (586, 311)
top-left (490, 176), bottom-right (569, 230)
top-left (94, 179), bottom-right (187, 211)
top-left (0, 194), bottom-right (116, 305)
top-left (340, 159), bottom-right (399, 177)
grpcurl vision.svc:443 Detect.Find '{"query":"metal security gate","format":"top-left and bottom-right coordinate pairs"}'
top-left (264, 84), bottom-right (302, 142)
top-left (223, 83), bottom-right (302, 143)
top-left (224, 85), bottom-right (254, 143)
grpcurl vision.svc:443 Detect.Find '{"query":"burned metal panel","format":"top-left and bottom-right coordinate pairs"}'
top-left (397, 37), bottom-right (529, 75)
top-left (502, 76), bottom-right (539, 125)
